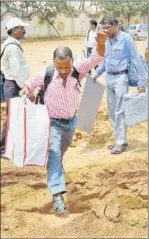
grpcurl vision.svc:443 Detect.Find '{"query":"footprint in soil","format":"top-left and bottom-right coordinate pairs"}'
top-left (1, 172), bottom-right (43, 188)
top-left (1, 181), bottom-right (17, 188)
top-left (16, 200), bottom-right (91, 215)
top-left (26, 182), bottom-right (47, 190)
top-left (1, 205), bottom-right (7, 212)
top-left (1, 171), bottom-right (42, 179)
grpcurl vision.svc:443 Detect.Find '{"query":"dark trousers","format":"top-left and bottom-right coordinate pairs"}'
top-left (0, 80), bottom-right (21, 154)
top-left (87, 47), bottom-right (92, 58)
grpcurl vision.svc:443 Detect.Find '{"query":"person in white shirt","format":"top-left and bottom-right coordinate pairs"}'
top-left (84, 20), bottom-right (97, 74)
top-left (84, 20), bottom-right (97, 58)
top-left (0, 17), bottom-right (30, 157)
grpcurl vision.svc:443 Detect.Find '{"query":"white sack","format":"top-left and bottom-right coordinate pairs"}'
top-left (5, 97), bottom-right (50, 168)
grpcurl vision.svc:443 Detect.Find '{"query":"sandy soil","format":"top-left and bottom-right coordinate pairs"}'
top-left (1, 38), bottom-right (148, 238)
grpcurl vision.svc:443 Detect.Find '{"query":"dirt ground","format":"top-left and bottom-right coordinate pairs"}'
top-left (1, 38), bottom-right (148, 238)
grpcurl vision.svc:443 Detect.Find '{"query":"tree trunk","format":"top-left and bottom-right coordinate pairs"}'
top-left (34, 3), bottom-right (60, 37)
top-left (82, 0), bottom-right (85, 10)
top-left (79, 0), bottom-right (82, 10)
top-left (50, 21), bottom-right (60, 37)
top-left (128, 13), bottom-right (131, 24)
top-left (96, 3), bottom-right (100, 16)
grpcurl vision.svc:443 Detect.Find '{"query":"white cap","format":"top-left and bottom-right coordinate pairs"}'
top-left (5, 17), bottom-right (29, 31)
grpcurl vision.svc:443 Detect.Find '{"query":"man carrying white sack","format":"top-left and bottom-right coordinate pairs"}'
top-left (20, 40), bottom-right (105, 214)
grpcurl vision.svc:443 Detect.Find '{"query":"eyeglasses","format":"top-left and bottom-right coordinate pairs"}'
top-left (101, 25), bottom-right (113, 32)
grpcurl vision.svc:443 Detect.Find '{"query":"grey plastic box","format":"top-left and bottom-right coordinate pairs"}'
top-left (124, 92), bottom-right (148, 126)
top-left (77, 76), bottom-right (105, 133)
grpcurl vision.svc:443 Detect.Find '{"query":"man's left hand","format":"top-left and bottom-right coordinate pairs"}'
top-left (137, 87), bottom-right (145, 93)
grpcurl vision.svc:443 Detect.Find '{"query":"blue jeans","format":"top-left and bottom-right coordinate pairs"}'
top-left (47, 115), bottom-right (77, 195)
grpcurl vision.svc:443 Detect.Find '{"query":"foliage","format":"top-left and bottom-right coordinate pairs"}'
top-left (90, 0), bottom-right (148, 22)
top-left (1, 0), bottom-right (76, 37)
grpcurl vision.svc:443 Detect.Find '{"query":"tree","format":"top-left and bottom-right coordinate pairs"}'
top-left (78, 0), bottom-right (85, 10)
top-left (138, 1), bottom-right (148, 15)
top-left (90, 0), bottom-right (102, 15)
top-left (1, 0), bottom-right (76, 37)
top-left (101, 0), bottom-right (148, 24)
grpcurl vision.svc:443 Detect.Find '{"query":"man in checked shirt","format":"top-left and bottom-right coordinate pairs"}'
top-left (20, 40), bottom-right (105, 214)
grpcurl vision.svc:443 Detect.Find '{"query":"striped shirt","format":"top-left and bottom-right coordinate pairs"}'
top-left (25, 50), bottom-right (103, 119)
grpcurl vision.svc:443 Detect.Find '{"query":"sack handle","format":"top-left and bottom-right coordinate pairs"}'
top-left (124, 38), bottom-right (131, 60)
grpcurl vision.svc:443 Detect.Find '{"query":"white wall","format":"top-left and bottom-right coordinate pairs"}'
top-left (1, 11), bottom-right (148, 40)
top-left (51, 14), bottom-right (72, 36)
top-left (1, 12), bottom-right (16, 39)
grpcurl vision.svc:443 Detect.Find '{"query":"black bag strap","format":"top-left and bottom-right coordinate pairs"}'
top-left (44, 65), bottom-right (81, 93)
top-left (0, 42), bottom-right (23, 59)
top-left (44, 65), bottom-right (55, 93)
top-left (87, 29), bottom-right (91, 42)
top-left (35, 65), bottom-right (55, 104)
top-left (72, 66), bottom-right (81, 87)
top-left (36, 65), bottom-right (81, 104)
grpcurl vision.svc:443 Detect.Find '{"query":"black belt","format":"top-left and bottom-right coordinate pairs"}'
top-left (107, 70), bottom-right (128, 75)
top-left (51, 118), bottom-right (71, 125)
top-left (51, 111), bottom-right (77, 125)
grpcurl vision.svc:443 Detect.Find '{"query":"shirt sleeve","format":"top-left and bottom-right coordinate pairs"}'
top-left (24, 69), bottom-right (46, 92)
top-left (74, 49), bottom-right (104, 80)
top-left (7, 46), bottom-right (25, 88)
top-left (93, 59), bottom-right (106, 78)
top-left (125, 35), bottom-right (146, 87)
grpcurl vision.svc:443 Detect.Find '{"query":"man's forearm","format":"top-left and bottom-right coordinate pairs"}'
top-left (24, 69), bottom-right (45, 92)
top-left (93, 60), bottom-right (105, 78)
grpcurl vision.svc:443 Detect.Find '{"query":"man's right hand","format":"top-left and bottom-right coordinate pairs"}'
top-left (19, 86), bottom-right (30, 97)
top-left (93, 76), bottom-right (98, 83)
top-left (96, 32), bottom-right (107, 57)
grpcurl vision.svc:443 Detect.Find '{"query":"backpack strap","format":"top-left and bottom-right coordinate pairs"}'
top-left (37, 65), bottom-right (81, 104)
top-left (0, 43), bottom-right (23, 59)
top-left (44, 65), bottom-right (81, 91)
top-left (72, 67), bottom-right (81, 87)
top-left (44, 65), bottom-right (55, 93)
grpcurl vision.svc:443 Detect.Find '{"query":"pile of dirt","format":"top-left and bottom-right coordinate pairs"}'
top-left (1, 101), bottom-right (148, 238)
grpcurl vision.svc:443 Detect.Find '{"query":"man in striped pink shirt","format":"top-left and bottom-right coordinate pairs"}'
top-left (20, 45), bottom-right (104, 214)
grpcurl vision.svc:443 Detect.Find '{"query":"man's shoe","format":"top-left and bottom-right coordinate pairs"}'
top-left (53, 195), bottom-right (67, 214)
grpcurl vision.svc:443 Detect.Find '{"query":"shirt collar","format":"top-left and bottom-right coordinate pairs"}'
top-left (115, 31), bottom-right (122, 41)
top-left (54, 67), bottom-right (74, 79)
top-left (8, 36), bottom-right (20, 45)
top-left (108, 31), bottom-right (121, 43)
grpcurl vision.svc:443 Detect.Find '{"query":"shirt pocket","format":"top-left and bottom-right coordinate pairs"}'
top-left (113, 48), bottom-right (124, 59)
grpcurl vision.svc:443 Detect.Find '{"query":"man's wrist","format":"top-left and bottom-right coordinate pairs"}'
top-left (24, 85), bottom-right (30, 92)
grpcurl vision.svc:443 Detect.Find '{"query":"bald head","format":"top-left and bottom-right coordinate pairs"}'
top-left (53, 46), bottom-right (73, 60)
top-left (53, 46), bottom-right (74, 80)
